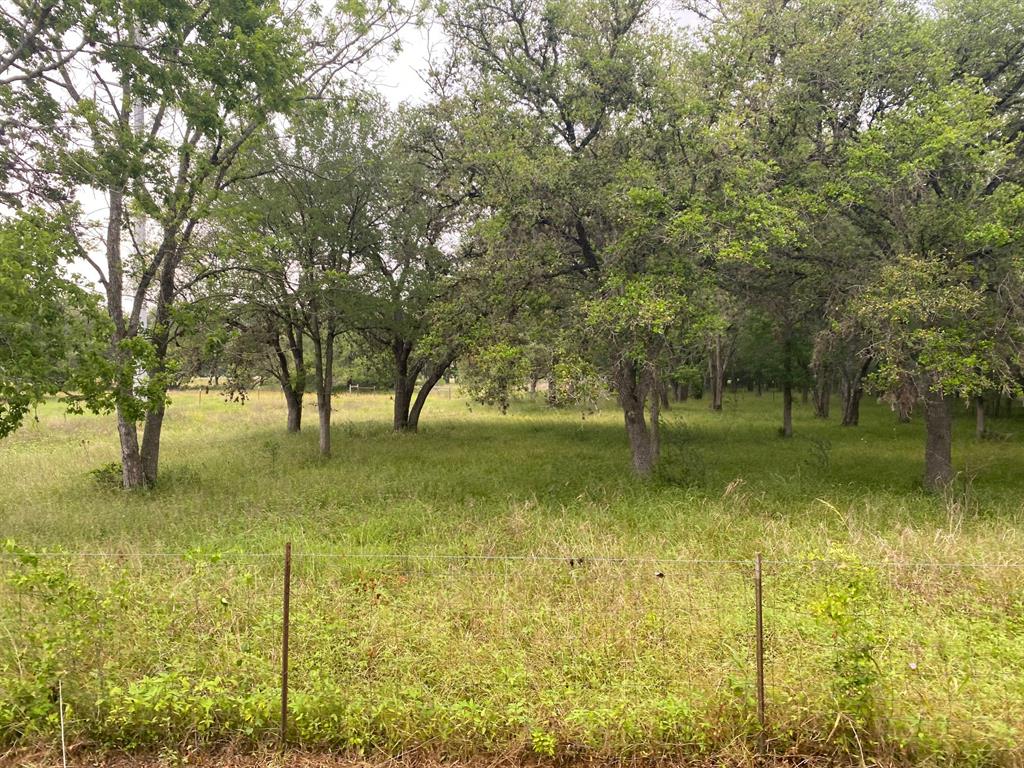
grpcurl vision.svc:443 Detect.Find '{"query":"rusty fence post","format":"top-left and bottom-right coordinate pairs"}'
top-left (281, 541), bottom-right (292, 750)
top-left (754, 552), bottom-right (766, 754)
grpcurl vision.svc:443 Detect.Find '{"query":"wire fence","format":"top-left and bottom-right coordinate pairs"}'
top-left (2, 547), bottom-right (1024, 760)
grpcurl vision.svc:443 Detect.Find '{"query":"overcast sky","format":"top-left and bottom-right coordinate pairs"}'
top-left (370, 21), bottom-right (446, 107)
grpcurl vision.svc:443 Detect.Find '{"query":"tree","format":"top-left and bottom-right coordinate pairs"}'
top-left (691, 0), bottom-right (930, 438)
top-left (0, 208), bottom-right (108, 436)
top-left (218, 98), bottom-right (388, 457)
top-left (354, 101), bottom-right (474, 432)
top-left (446, 0), bottom-right (714, 475)
top-left (21, 0), bottom-right (302, 486)
top-left (838, 83), bottom-right (1024, 488)
top-left (204, 166), bottom-right (312, 434)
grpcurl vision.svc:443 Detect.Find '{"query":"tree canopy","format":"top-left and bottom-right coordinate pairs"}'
top-left (2, 0), bottom-right (1023, 490)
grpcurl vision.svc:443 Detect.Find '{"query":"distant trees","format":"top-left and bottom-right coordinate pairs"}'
top-left (442, 0), bottom-right (1024, 485)
top-left (2, 0), bottom-right (1023, 490)
top-left (209, 92), bottom-right (474, 446)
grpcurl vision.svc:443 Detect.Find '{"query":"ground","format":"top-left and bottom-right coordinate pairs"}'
top-left (2, 388), bottom-right (1023, 766)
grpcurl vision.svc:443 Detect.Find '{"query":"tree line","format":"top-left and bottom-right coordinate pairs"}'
top-left (2, 0), bottom-right (1023, 491)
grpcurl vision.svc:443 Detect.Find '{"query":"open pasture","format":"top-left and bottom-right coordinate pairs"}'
top-left (3, 390), bottom-right (1024, 766)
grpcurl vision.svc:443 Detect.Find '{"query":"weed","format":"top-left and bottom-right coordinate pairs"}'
top-left (88, 461), bottom-right (123, 489)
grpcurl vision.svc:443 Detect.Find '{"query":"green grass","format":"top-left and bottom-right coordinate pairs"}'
top-left (3, 388), bottom-right (1024, 765)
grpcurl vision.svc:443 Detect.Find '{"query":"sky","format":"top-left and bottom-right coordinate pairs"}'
top-left (370, 21), bottom-right (447, 107)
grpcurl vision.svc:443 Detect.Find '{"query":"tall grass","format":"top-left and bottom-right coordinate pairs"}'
top-left (2, 388), bottom-right (1024, 764)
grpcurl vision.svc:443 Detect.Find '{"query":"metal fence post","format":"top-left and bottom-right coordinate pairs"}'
top-left (281, 541), bottom-right (292, 750)
top-left (754, 552), bottom-right (766, 754)
top-left (58, 679), bottom-right (67, 768)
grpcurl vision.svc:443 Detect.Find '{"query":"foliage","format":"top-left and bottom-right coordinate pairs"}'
top-left (837, 81), bottom-right (1024, 406)
top-left (459, 342), bottom-right (529, 414)
top-left (0, 209), bottom-right (110, 437)
top-left (806, 549), bottom-right (883, 739)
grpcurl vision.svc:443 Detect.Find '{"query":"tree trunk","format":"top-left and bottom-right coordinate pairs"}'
top-left (137, 230), bottom-right (181, 486)
top-left (660, 383), bottom-right (670, 411)
top-left (140, 404), bottom-right (165, 485)
top-left (318, 395), bottom-right (331, 457)
top-left (923, 386), bottom-right (954, 490)
top-left (975, 396), bottom-right (985, 439)
top-left (894, 377), bottom-right (914, 423)
top-left (813, 377), bottom-right (831, 419)
top-left (781, 338), bottom-right (794, 437)
top-left (393, 380), bottom-right (414, 430)
top-left (105, 187), bottom-right (149, 490)
top-left (896, 402), bottom-right (912, 423)
top-left (841, 359), bottom-right (870, 427)
top-left (545, 373), bottom-right (557, 406)
top-left (407, 360), bottom-right (453, 431)
top-left (116, 407), bottom-right (146, 490)
top-left (273, 328), bottom-right (305, 433)
top-left (841, 384), bottom-right (862, 427)
top-left (624, 415), bottom-right (654, 475)
top-left (392, 341), bottom-right (416, 431)
top-left (616, 360), bottom-right (656, 477)
top-left (782, 381), bottom-right (793, 438)
top-left (313, 329), bottom-right (334, 458)
top-left (284, 389), bottom-right (302, 432)
top-left (709, 336), bottom-right (725, 412)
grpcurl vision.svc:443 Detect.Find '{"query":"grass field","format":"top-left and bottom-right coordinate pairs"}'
top-left (2, 388), bottom-right (1024, 765)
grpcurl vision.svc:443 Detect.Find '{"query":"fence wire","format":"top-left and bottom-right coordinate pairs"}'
top-left (1, 549), bottom-right (1022, 759)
